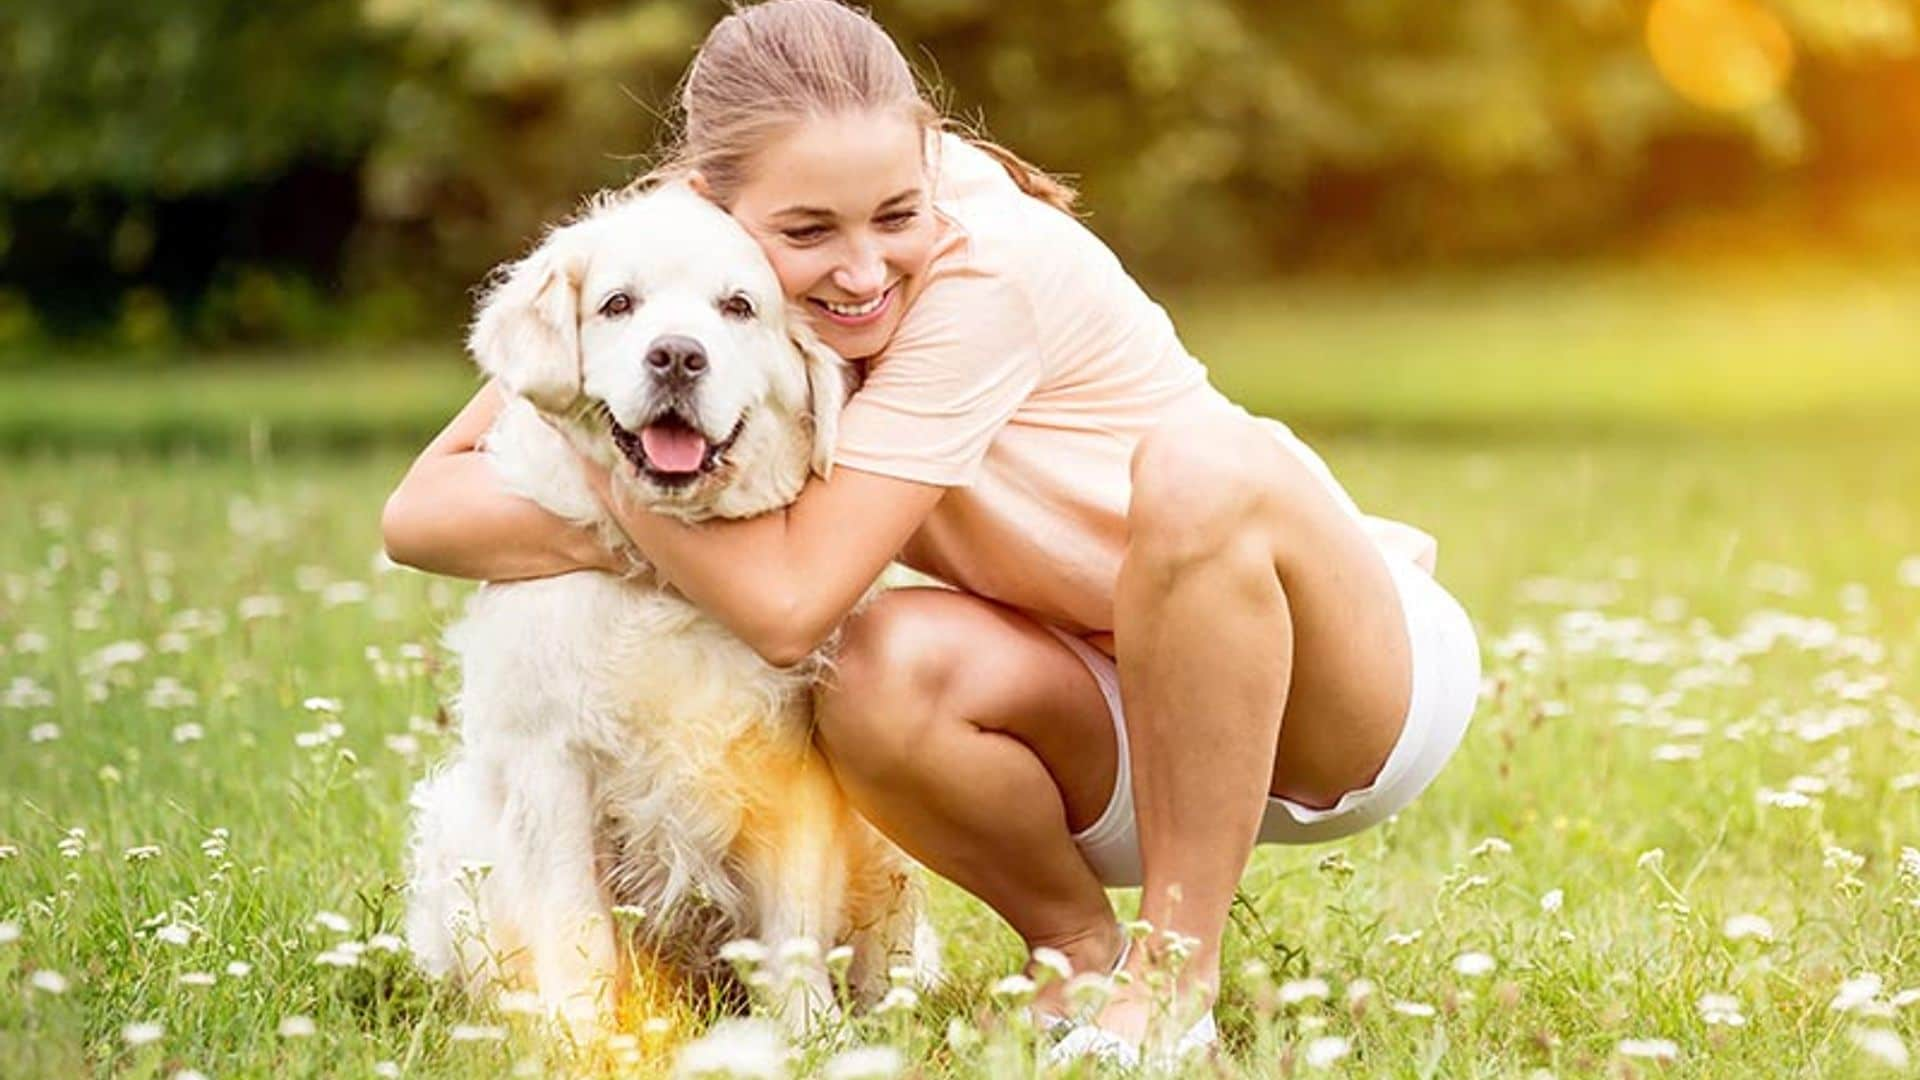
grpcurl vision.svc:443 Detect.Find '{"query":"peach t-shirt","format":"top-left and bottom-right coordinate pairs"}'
top-left (832, 135), bottom-right (1437, 651)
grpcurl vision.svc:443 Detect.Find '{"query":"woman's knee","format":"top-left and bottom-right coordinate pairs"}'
top-left (815, 590), bottom-right (962, 773)
top-left (1127, 417), bottom-right (1315, 571)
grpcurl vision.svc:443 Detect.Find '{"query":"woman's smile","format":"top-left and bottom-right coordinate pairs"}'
top-left (810, 282), bottom-right (898, 326)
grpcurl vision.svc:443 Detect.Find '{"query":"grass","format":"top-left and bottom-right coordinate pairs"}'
top-left (4, 260), bottom-right (1920, 453)
top-left (2, 426), bottom-right (1919, 1076)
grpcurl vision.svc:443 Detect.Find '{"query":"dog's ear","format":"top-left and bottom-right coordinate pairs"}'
top-left (789, 317), bottom-right (850, 480)
top-left (469, 227), bottom-right (587, 413)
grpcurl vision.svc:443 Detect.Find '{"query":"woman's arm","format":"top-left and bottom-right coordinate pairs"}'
top-left (381, 382), bottom-right (628, 582)
top-left (582, 459), bottom-right (945, 667)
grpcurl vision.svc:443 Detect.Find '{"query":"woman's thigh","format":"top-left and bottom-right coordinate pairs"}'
top-left (1126, 416), bottom-right (1415, 810)
top-left (823, 587), bottom-right (1118, 831)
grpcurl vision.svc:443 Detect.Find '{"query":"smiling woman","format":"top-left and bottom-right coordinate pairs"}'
top-left (382, 0), bottom-right (1478, 1067)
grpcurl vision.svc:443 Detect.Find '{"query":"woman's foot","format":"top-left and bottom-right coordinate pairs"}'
top-left (1029, 922), bottom-right (1127, 1025)
top-left (1043, 930), bottom-right (1220, 1068)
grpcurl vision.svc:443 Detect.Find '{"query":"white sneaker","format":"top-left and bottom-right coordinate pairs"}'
top-left (1045, 1010), bottom-right (1217, 1072)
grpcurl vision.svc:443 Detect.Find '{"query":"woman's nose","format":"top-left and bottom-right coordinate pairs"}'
top-left (831, 239), bottom-right (886, 296)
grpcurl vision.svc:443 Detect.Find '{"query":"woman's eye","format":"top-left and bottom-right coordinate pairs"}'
top-left (782, 226), bottom-right (829, 245)
top-left (599, 292), bottom-right (634, 318)
top-left (878, 210), bottom-right (919, 230)
top-left (718, 293), bottom-right (756, 320)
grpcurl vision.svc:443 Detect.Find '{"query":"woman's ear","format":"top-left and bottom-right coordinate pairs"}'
top-left (788, 316), bottom-right (850, 480)
top-left (469, 226), bottom-right (589, 414)
top-left (686, 170), bottom-right (716, 203)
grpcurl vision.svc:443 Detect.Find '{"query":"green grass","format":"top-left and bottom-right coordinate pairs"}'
top-left (3, 428), bottom-right (1919, 1076)
top-left (4, 261), bottom-right (1919, 452)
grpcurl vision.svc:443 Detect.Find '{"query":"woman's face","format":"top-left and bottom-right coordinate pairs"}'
top-left (723, 110), bottom-right (937, 361)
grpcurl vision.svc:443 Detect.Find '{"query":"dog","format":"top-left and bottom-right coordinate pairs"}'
top-left (404, 183), bottom-right (929, 1038)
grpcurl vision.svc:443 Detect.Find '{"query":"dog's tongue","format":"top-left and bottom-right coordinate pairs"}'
top-left (640, 424), bottom-right (708, 473)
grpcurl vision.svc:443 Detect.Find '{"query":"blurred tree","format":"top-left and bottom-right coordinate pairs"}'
top-left (2, 0), bottom-right (1916, 344)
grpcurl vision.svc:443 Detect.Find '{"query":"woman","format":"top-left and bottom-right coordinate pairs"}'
top-left (382, 0), bottom-right (1480, 1063)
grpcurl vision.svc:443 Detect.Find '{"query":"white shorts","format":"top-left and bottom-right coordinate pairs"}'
top-left (1048, 552), bottom-right (1481, 888)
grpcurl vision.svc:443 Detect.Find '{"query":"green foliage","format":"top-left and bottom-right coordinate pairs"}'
top-left (0, 0), bottom-right (395, 196)
top-left (4, 0), bottom-right (1920, 342)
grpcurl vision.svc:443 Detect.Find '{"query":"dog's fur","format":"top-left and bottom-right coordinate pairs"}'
top-left (404, 185), bottom-right (928, 1036)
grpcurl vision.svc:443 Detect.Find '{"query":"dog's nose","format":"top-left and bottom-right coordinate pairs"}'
top-left (646, 335), bottom-right (708, 384)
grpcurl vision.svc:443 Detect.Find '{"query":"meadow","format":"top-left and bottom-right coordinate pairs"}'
top-left (2, 265), bottom-right (1919, 1077)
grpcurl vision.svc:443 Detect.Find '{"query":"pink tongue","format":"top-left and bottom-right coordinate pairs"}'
top-left (640, 424), bottom-right (709, 473)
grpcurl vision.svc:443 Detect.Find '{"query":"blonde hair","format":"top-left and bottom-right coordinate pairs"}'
top-left (649, 0), bottom-right (1076, 213)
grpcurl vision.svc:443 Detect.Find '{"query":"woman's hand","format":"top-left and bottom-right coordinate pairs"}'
top-left (574, 449), bottom-right (946, 667)
top-left (382, 382), bottom-right (631, 582)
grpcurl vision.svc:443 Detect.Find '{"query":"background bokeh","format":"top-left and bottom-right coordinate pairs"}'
top-left (2, 0), bottom-right (1918, 352)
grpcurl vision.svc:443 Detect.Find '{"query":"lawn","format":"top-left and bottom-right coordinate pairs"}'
top-left (2, 265), bottom-right (1919, 1076)
top-left (5, 261), bottom-right (1919, 453)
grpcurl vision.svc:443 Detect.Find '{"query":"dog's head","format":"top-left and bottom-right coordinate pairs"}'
top-left (470, 185), bottom-right (848, 519)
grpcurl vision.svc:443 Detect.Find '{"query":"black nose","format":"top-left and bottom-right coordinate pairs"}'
top-left (646, 335), bottom-right (708, 383)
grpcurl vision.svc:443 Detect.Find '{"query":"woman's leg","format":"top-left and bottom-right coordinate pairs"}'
top-left (1100, 414), bottom-right (1414, 1037)
top-left (813, 587), bottom-right (1126, 1002)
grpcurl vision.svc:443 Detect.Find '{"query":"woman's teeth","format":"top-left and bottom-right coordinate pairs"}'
top-left (818, 289), bottom-right (887, 318)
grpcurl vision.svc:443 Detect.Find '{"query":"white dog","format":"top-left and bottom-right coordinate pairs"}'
top-left (404, 184), bottom-right (928, 1037)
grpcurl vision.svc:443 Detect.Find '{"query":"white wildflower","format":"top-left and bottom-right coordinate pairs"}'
top-left (990, 974), bottom-right (1037, 1001)
top-left (178, 972), bottom-right (216, 987)
top-left (1030, 946), bottom-right (1073, 982)
top-left (1852, 1027), bottom-right (1910, 1069)
top-left (1635, 848), bottom-right (1666, 872)
top-left (311, 910), bottom-right (352, 934)
top-left (1897, 556), bottom-right (1920, 589)
top-left (155, 924), bottom-right (192, 947)
top-left (1616, 1037), bottom-right (1679, 1061)
top-left (1279, 976), bottom-right (1331, 1005)
top-left (821, 1045), bottom-right (904, 1080)
top-left (171, 723), bottom-right (205, 744)
top-left (1891, 988), bottom-right (1920, 1009)
top-left (1452, 951), bottom-right (1497, 977)
top-left (1652, 743), bottom-right (1702, 762)
top-left (448, 1024), bottom-right (506, 1042)
top-left (122, 1021), bottom-right (165, 1047)
top-left (368, 933), bottom-right (405, 953)
top-left (225, 961), bottom-right (252, 978)
top-left (1304, 1035), bottom-right (1351, 1069)
top-left (277, 1015), bottom-right (316, 1038)
top-left (1723, 914), bottom-right (1775, 942)
top-left (1391, 1000), bottom-right (1436, 1017)
top-left (238, 595), bottom-right (286, 621)
top-left (302, 696), bottom-right (342, 714)
top-left (0, 921), bottom-right (18, 945)
top-left (673, 1017), bottom-right (786, 1079)
top-left (373, 1064), bottom-right (402, 1079)
top-left (1471, 836), bottom-right (1513, 859)
top-left (775, 936), bottom-right (820, 966)
top-left (1698, 993), bottom-right (1746, 1026)
top-left (28, 723), bottom-right (61, 744)
top-left (1540, 888), bottom-right (1565, 913)
top-left (1824, 846), bottom-right (1866, 875)
top-left (718, 939), bottom-right (769, 967)
top-left (124, 844), bottom-right (162, 862)
top-left (29, 970), bottom-right (69, 994)
top-left (874, 986), bottom-right (919, 1015)
top-left (1833, 974), bottom-right (1885, 1013)
top-left (1384, 930), bottom-right (1422, 947)
top-left (1345, 978), bottom-right (1376, 1008)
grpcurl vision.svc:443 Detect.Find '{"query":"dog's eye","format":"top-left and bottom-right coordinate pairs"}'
top-left (718, 293), bottom-right (756, 321)
top-left (600, 292), bottom-right (635, 318)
